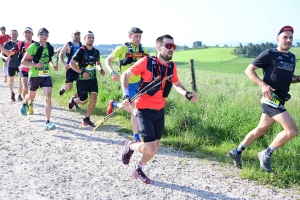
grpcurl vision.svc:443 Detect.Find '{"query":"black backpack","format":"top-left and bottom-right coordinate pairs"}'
top-left (17, 40), bottom-right (35, 60)
top-left (66, 41), bottom-right (82, 60)
top-left (32, 42), bottom-right (54, 63)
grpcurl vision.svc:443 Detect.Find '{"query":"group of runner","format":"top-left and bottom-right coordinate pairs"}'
top-left (0, 25), bottom-right (298, 185)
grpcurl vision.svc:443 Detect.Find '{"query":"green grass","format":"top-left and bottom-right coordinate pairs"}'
top-left (2, 47), bottom-right (300, 189)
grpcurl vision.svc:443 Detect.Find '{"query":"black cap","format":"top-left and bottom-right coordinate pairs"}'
top-left (38, 27), bottom-right (49, 34)
top-left (128, 27), bottom-right (143, 34)
top-left (0, 26), bottom-right (5, 30)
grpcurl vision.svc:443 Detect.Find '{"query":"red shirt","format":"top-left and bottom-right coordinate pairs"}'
top-left (0, 34), bottom-right (11, 46)
top-left (131, 56), bottom-right (179, 110)
top-left (13, 41), bottom-right (33, 72)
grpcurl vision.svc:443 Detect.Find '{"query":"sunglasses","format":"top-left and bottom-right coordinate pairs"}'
top-left (39, 33), bottom-right (49, 37)
top-left (160, 43), bottom-right (176, 50)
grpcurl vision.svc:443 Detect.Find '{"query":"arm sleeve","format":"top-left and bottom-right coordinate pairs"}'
top-left (171, 63), bottom-right (179, 83)
top-left (252, 50), bottom-right (269, 68)
top-left (131, 56), bottom-right (148, 76)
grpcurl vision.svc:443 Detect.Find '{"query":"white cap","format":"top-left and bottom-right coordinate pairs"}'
top-left (72, 30), bottom-right (80, 34)
top-left (84, 31), bottom-right (94, 38)
top-left (24, 27), bottom-right (33, 33)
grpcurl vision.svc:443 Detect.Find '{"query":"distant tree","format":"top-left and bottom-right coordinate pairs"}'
top-left (216, 44), bottom-right (219, 47)
top-left (183, 45), bottom-right (188, 50)
top-left (192, 41), bottom-right (202, 48)
top-left (223, 44), bottom-right (228, 48)
top-left (296, 42), bottom-right (300, 47)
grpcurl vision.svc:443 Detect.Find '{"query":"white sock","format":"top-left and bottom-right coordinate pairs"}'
top-left (3, 66), bottom-right (8, 76)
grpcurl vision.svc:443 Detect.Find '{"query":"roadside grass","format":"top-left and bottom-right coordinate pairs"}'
top-left (2, 47), bottom-right (300, 189)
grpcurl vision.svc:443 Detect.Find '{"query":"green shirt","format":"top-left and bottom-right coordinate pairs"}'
top-left (26, 43), bottom-right (51, 77)
top-left (112, 43), bottom-right (148, 83)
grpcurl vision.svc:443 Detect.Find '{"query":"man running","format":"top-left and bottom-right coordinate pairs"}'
top-left (121, 34), bottom-right (197, 184)
top-left (0, 27), bottom-right (36, 114)
top-left (0, 26), bottom-right (11, 82)
top-left (20, 28), bottom-right (58, 130)
top-left (229, 26), bottom-right (298, 172)
top-left (69, 31), bottom-right (105, 127)
top-left (105, 27), bottom-right (148, 142)
top-left (0, 30), bottom-right (21, 102)
top-left (58, 30), bottom-right (82, 110)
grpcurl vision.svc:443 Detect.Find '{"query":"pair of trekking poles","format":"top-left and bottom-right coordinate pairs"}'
top-left (93, 75), bottom-right (173, 131)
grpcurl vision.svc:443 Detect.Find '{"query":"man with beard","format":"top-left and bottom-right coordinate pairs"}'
top-left (121, 34), bottom-right (197, 184)
top-left (0, 30), bottom-right (21, 102)
top-left (0, 26), bottom-right (11, 82)
top-left (20, 28), bottom-right (58, 130)
top-left (69, 31), bottom-right (105, 127)
top-left (229, 26), bottom-right (298, 172)
top-left (105, 27), bottom-right (148, 143)
top-left (58, 30), bottom-right (82, 110)
top-left (0, 27), bottom-right (36, 114)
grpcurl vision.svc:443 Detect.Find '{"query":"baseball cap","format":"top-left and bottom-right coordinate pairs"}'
top-left (0, 26), bottom-right (5, 30)
top-left (72, 30), bottom-right (81, 34)
top-left (128, 27), bottom-right (143, 34)
top-left (277, 26), bottom-right (294, 36)
top-left (24, 27), bottom-right (33, 33)
top-left (84, 31), bottom-right (94, 38)
top-left (38, 27), bottom-right (49, 34)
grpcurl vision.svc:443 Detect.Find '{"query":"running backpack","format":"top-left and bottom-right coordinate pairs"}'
top-left (32, 42), bottom-right (54, 63)
top-left (66, 41), bottom-right (82, 60)
top-left (17, 40), bottom-right (35, 60)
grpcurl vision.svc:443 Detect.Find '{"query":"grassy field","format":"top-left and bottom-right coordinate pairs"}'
top-left (2, 47), bottom-right (300, 189)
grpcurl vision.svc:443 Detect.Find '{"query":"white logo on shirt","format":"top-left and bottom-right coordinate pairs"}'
top-left (277, 56), bottom-right (283, 60)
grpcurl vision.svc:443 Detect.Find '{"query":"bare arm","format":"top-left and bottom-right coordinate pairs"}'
top-left (21, 52), bottom-right (41, 68)
top-left (173, 81), bottom-right (197, 102)
top-left (59, 42), bottom-right (70, 69)
top-left (121, 68), bottom-right (135, 95)
top-left (96, 60), bottom-right (105, 76)
top-left (0, 45), bottom-right (14, 57)
top-left (105, 54), bottom-right (120, 81)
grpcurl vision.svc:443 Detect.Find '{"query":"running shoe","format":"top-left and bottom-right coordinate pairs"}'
top-left (258, 150), bottom-right (272, 172)
top-left (131, 168), bottom-right (151, 184)
top-left (3, 76), bottom-right (7, 82)
top-left (45, 122), bottom-right (57, 131)
top-left (229, 149), bottom-right (242, 168)
top-left (122, 139), bottom-right (134, 165)
top-left (74, 102), bottom-right (80, 110)
top-left (82, 118), bottom-right (95, 127)
top-left (11, 92), bottom-right (16, 102)
top-left (59, 86), bottom-right (66, 96)
top-left (20, 104), bottom-right (28, 116)
top-left (28, 103), bottom-right (34, 115)
top-left (106, 100), bottom-right (114, 115)
top-left (68, 96), bottom-right (75, 109)
top-left (17, 95), bottom-right (23, 102)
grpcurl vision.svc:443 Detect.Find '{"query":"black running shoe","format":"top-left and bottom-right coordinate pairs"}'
top-left (82, 118), bottom-right (95, 127)
top-left (11, 92), bottom-right (16, 102)
top-left (17, 95), bottom-right (23, 102)
top-left (122, 139), bottom-right (134, 165)
top-left (68, 96), bottom-right (75, 109)
top-left (59, 86), bottom-right (66, 96)
top-left (74, 102), bottom-right (80, 110)
top-left (132, 168), bottom-right (151, 184)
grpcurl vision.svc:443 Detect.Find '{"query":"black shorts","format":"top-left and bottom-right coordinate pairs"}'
top-left (8, 67), bottom-right (19, 77)
top-left (136, 108), bottom-right (165, 143)
top-left (76, 78), bottom-right (98, 101)
top-left (66, 68), bottom-right (78, 83)
top-left (261, 103), bottom-right (286, 117)
top-left (19, 70), bottom-right (28, 78)
top-left (28, 76), bottom-right (53, 91)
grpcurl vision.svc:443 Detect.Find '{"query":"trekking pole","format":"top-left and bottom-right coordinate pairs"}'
top-left (93, 75), bottom-right (173, 131)
top-left (93, 75), bottom-right (162, 129)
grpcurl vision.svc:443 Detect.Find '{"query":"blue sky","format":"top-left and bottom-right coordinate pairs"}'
top-left (2, 0), bottom-right (300, 47)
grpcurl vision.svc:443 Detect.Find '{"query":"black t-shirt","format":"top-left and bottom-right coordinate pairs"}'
top-left (3, 41), bottom-right (20, 68)
top-left (252, 48), bottom-right (296, 100)
top-left (72, 46), bottom-right (100, 68)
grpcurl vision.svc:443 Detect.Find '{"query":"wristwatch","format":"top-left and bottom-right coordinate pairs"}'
top-left (110, 71), bottom-right (117, 76)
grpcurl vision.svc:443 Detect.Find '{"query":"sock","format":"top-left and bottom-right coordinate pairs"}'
top-left (23, 103), bottom-right (27, 106)
top-left (265, 146), bottom-right (276, 156)
top-left (236, 143), bottom-right (247, 155)
top-left (129, 144), bottom-right (135, 151)
top-left (136, 161), bottom-right (146, 170)
top-left (134, 133), bottom-right (140, 142)
top-left (113, 102), bottom-right (118, 108)
top-left (46, 120), bottom-right (50, 124)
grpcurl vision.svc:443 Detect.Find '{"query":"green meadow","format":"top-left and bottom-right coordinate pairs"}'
top-left (2, 47), bottom-right (300, 189)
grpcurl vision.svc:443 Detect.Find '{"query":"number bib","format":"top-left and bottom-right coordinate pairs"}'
top-left (260, 92), bottom-right (281, 108)
top-left (38, 67), bottom-right (50, 77)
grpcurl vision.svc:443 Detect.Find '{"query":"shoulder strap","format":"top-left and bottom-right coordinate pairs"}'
top-left (46, 42), bottom-right (54, 59)
top-left (124, 42), bottom-right (133, 53)
top-left (138, 44), bottom-right (144, 53)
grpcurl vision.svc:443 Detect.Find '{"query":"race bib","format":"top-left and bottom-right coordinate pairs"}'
top-left (260, 92), bottom-right (281, 108)
top-left (86, 64), bottom-right (96, 71)
top-left (38, 70), bottom-right (50, 76)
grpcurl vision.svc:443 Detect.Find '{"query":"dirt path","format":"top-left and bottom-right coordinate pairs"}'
top-left (0, 73), bottom-right (299, 200)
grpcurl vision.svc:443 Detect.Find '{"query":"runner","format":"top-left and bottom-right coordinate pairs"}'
top-left (58, 30), bottom-right (82, 110)
top-left (0, 30), bottom-right (21, 102)
top-left (105, 27), bottom-right (148, 142)
top-left (0, 26), bottom-right (11, 82)
top-left (69, 31), bottom-right (105, 127)
top-left (121, 34), bottom-right (197, 184)
top-left (20, 27), bottom-right (59, 130)
top-left (229, 26), bottom-right (298, 172)
top-left (0, 27), bottom-right (36, 114)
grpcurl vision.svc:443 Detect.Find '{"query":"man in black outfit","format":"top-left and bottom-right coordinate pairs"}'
top-left (229, 26), bottom-right (298, 172)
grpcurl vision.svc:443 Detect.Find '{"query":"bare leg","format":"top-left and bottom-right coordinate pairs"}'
top-left (86, 92), bottom-right (97, 117)
top-left (21, 77), bottom-right (28, 99)
top-left (42, 87), bottom-right (52, 121)
top-left (131, 140), bottom-right (160, 164)
top-left (9, 76), bottom-right (14, 93)
top-left (18, 77), bottom-right (22, 97)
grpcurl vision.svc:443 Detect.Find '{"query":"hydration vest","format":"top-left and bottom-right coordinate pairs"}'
top-left (32, 42), bottom-right (54, 63)
top-left (17, 40), bottom-right (35, 60)
top-left (119, 42), bottom-right (145, 71)
top-left (77, 46), bottom-right (98, 80)
top-left (66, 41), bottom-right (82, 63)
top-left (138, 56), bottom-right (174, 98)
